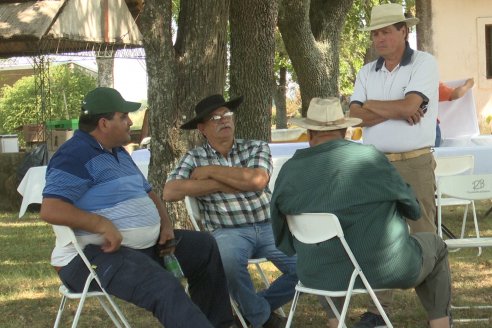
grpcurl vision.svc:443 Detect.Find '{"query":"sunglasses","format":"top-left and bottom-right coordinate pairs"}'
top-left (208, 111), bottom-right (234, 122)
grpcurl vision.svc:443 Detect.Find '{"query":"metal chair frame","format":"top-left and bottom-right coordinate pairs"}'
top-left (52, 225), bottom-right (131, 328)
top-left (285, 213), bottom-right (392, 328)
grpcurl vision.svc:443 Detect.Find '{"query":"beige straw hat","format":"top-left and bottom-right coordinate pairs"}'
top-left (361, 3), bottom-right (419, 31)
top-left (290, 97), bottom-right (361, 131)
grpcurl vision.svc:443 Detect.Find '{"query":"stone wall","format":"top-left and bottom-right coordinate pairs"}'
top-left (0, 152), bottom-right (25, 211)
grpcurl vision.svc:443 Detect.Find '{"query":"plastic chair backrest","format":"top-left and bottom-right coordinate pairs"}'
top-left (52, 225), bottom-right (100, 281)
top-left (435, 155), bottom-right (474, 177)
top-left (286, 213), bottom-right (343, 244)
top-left (184, 196), bottom-right (202, 231)
top-left (439, 174), bottom-right (492, 201)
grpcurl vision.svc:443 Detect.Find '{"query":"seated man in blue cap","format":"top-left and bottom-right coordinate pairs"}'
top-left (164, 94), bottom-right (297, 328)
top-left (40, 87), bottom-right (234, 328)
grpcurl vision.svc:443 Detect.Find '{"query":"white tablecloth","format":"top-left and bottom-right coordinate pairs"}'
top-left (17, 166), bottom-right (47, 218)
top-left (17, 164), bottom-right (149, 218)
top-left (269, 142), bottom-right (492, 174)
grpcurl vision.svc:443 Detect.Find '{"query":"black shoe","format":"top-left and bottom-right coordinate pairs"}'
top-left (263, 312), bottom-right (287, 328)
top-left (353, 312), bottom-right (386, 328)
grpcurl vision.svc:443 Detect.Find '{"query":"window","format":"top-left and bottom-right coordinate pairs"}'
top-left (486, 25), bottom-right (492, 78)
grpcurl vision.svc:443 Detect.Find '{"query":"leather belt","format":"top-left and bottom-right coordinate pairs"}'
top-left (385, 147), bottom-right (431, 162)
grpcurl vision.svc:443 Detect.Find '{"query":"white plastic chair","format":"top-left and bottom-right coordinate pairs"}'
top-left (52, 225), bottom-right (131, 328)
top-left (184, 196), bottom-right (285, 328)
top-left (285, 213), bottom-right (392, 328)
top-left (436, 174), bottom-right (492, 322)
top-left (434, 155), bottom-right (480, 254)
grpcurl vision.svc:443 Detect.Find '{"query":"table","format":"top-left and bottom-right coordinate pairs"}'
top-left (17, 164), bottom-right (149, 218)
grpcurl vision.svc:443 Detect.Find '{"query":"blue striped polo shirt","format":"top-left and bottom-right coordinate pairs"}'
top-left (43, 130), bottom-right (160, 265)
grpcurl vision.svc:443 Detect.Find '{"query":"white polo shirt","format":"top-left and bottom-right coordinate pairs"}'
top-left (351, 45), bottom-right (438, 153)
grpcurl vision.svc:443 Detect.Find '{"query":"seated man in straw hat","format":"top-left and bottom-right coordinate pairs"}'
top-left (164, 94), bottom-right (297, 328)
top-left (271, 98), bottom-right (451, 328)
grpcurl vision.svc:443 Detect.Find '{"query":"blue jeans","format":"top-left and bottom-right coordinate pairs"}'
top-left (212, 222), bottom-right (297, 328)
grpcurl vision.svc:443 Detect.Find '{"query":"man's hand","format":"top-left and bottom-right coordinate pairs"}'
top-left (95, 218), bottom-right (123, 253)
top-left (406, 108), bottom-right (425, 125)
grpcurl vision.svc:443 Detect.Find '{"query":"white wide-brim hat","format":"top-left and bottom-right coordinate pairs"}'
top-left (361, 3), bottom-right (419, 31)
top-left (290, 97), bottom-right (361, 131)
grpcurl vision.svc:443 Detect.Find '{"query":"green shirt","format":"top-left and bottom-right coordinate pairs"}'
top-left (271, 139), bottom-right (422, 291)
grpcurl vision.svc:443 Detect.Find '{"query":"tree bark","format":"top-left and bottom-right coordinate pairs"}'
top-left (273, 66), bottom-right (287, 129)
top-left (278, 0), bottom-right (353, 116)
top-left (229, 0), bottom-right (278, 141)
top-left (139, 0), bottom-right (229, 226)
top-left (415, 0), bottom-right (434, 54)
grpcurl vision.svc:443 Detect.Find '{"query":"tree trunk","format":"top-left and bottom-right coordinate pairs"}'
top-left (415, 0), bottom-right (434, 54)
top-left (139, 0), bottom-right (229, 226)
top-left (273, 66), bottom-right (287, 129)
top-left (278, 0), bottom-right (353, 116)
top-left (229, 0), bottom-right (278, 141)
top-left (96, 53), bottom-right (114, 87)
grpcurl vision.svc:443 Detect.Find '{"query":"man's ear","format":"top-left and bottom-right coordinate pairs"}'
top-left (197, 123), bottom-right (206, 135)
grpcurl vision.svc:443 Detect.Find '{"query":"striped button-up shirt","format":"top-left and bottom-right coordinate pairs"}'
top-left (167, 139), bottom-right (272, 230)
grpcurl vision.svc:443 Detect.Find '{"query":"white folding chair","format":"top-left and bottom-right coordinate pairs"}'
top-left (184, 196), bottom-right (285, 327)
top-left (435, 155), bottom-right (480, 254)
top-left (52, 225), bottom-right (131, 328)
top-left (285, 213), bottom-right (392, 328)
top-left (437, 174), bottom-right (492, 322)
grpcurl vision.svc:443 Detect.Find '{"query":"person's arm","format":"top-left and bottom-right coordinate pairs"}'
top-left (349, 102), bottom-right (387, 127)
top-left (163, 178), bottom-right (239, 201)
top-left (191, 165), bottom-right (269, 192)
top-left (40, 198), bottom-right (122, 252)
top-left (362, 93), bottom-right (426, 125)
top-left (450, 78), bottom-right (474, 100)
top-left (148, 191), bottom-right (175, 249)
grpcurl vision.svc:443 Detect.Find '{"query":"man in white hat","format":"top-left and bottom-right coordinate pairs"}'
top-left (349, 4), bottom-right (440, 325)
top-left (271, 97), bottom-right (451, 328)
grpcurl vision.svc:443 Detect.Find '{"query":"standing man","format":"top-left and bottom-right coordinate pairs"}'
top-left (164, 94), bottom-right (297, 328)
top-left (40, 87), bottom-right (234, 328)
top-left (349, 4), bottom-right (439, 327)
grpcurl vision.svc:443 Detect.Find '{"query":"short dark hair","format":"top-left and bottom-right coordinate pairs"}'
top-left (393, 22), bottom-right (409, 40)
top-left (78, 110), bottom-right (115, 132)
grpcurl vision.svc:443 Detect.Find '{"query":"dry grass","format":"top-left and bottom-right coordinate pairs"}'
top-left (2, 201), bottom-right (492, 327)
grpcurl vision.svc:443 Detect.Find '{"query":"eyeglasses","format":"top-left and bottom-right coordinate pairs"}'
top-left (208, 111), bottom-right (234, 122)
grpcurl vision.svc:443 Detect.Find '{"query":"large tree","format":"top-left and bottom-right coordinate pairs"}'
top-left (139, 0), bottom-right (229, 224)
top-left (229, 0), bottom-right (278, 141)
top-left (278, 0), bottom-right (354, 116)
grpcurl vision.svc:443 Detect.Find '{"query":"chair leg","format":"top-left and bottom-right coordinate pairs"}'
top-left (96, 296), bottom-right (124, 328)
top-left (53, 295), bottom-right (67, 328)
top-left (100, 293), bottom-right (132, 328)
top-left (230, 297), bottom-right (248, 328)
top-left (470, 201), bottom-right (482, 256)
top-left (253, 262), bottom-right (286, 317)
top-left (285, 290), bottom-right (300, 328)
top-left (71, 294), bottom-right (88, 328)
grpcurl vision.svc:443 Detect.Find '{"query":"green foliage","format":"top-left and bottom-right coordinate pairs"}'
top-left (0, 64), bottom-right (96, 134)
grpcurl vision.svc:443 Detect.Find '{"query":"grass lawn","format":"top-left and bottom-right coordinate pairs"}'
top-left (1, 201), bottom-right (492, 327)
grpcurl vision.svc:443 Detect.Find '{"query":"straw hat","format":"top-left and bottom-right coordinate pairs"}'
top-left (361, 3), bottom-right (419, 31)
top-left (290, 97), bottom-right (361, 131)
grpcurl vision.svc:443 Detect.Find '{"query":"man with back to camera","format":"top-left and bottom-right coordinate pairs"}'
top-left (349, 4), bottom-right (440, 326)
top-left (164, 94), bottom-right (297, 328)
top-left (271, 97), bottom-right (451, 328)
top-left (40, 87), bottom-right (234, 328)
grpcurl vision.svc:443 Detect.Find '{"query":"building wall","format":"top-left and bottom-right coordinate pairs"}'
top-left (432, 0), bottom-right (492, 133)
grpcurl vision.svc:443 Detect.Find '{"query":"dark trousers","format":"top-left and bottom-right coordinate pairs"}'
top-left (58, 229), bottom-right (233, 328)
